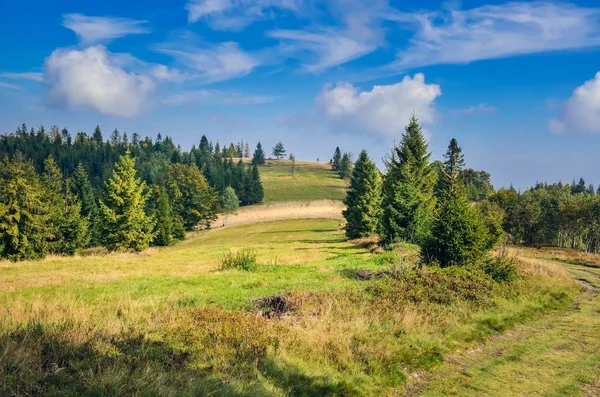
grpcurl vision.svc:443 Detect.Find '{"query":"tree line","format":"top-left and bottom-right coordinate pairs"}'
top-left (0, 124), bottom-right (265, 261)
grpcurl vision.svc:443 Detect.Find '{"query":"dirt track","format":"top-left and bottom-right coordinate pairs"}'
top-left (215, 200), bottom-right (345, 228)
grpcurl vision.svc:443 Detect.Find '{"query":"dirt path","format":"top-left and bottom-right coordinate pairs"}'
top-left (401, 257), bottom-right (600, 397)
top-left (215, 200), bottom-right (345, 228)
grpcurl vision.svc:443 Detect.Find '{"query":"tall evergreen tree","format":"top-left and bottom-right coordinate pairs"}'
top-left (43, 156), bottom-right (89, 255)
top-left (380, 114), bottom-right (437, 244)
top-left (153, 187), bottom-right (174, 246)
top-left (244, 165), bottom-right (264, 205)
top-left (422, 139), bottom-right (486, 267)
top-left (92, 125), bottom-right (103, 144)
top-left (71, 162), bottom-right (100, 246)
top-left (98, 151), bottom-right (155, 252)
top-left (252, 142), bottom-right (266, 165)
top-left (0, 158), bottom-right (51, 261)
top-left (272, 141), bottom-right (286, 160)
top-left (332, 147), bottom-right (342, 171)
top-left (342, 150), bottom-right (382, 238)
top-left (338, 152), bottom-right (353, 179)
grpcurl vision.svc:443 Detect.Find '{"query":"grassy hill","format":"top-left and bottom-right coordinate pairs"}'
top-left (2, 161), bottom-right (600, 395)
top-left (258, 159), bottom-right (348, 202)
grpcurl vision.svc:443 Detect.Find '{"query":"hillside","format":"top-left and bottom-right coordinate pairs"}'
top-left (258, 159), bottom-right (348, 202)
top-left (2, 159), bottom-right (600, 396)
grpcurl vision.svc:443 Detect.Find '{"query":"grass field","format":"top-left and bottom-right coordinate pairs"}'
top-left (3, 217), bottom-right (597, 395)
top-left (258, 160), bottom-right (348, 202)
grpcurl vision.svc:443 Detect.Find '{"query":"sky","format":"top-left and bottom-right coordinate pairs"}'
top-left (2, 0), bottom-right (600, 189)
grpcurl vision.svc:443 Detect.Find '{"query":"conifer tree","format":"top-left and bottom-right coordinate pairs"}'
top-left (71, 162), bottom-right (100, 246)
top-left (43, 156), bottom-right (89, 255)
top-left (272, 141), bottom-right (286, 160)
top-left (92, 125), bottom-right (103, 144)
top-left (153, 187), bottom-right (174, 246)
top-left (332, 147), bottom-right (342, 171)
top-left (0, 158), bottom-right (51, 261)
top-left (338, 152), bottom-right (353, 179)
top-left (98, 151), bottom-right (155, 252)
top-left (342, 150), bottom-right (382, 238)
top-left (422, 138), bottom-right (486, 267)
top-left (244, 165), bottom-right (264, 205)
top-left (252, 142), bottom-right (266, 165)
top-left (381, 114), bottom-right (437, 244)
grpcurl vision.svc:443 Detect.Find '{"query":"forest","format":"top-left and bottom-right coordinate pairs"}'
top-left (0, 124), bottom-right (265, 260)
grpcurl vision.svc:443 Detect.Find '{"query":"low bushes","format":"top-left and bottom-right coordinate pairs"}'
top-left (220, 249), bottom-right (258, 271)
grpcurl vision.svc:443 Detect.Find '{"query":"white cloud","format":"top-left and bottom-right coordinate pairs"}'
top-left (549, 72), bottom-right (600, 134)
top-left (164, 90), bottom-right (274, 106)
top-left (0, 72), bottom-right (43, 82)
top-left (391, 2), bottom-right (600, 69)
top-left (315, 73), bottom-right (441, 138)
top-left (44, 46), bottom-right (155, 117)
top-left (63, 14), bottom-right (149, 43)
top-left (186, 0), bottom-right (304, 30)
top-left (158, 42), bottom-right (260, 83)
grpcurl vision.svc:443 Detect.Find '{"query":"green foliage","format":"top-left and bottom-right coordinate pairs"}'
top-left (338, 152), bottom-right (353, 179)
top-left (272, 141), bottom-right (286, 160)
top-left (43, 156), bottom-right (89, 255)
top-left (71, 162), bottom-right (100, 246)
top-left (422, 138), bottom-right (488, 267)
top-left (480, 255), bottom-right (518, 283)
top-left (462, 169), bottom-right (494, 201)
top-left (252, 141), bottom-right (266, 165)
top-left (0, 158), bottom-right (51, 261)
top-left (98, 151), bottom-right (155, 252)
top-left (332, 147), bottom-right (342, 171)
top-left (164, 163), bottom-right (217, 230)
top-left (243, 165), bottom-right (264, 205)
top-left (381, 114), bottom-right (437, 245)
top-left (343, 150), bottom-right (382, 239)
top-left (220, 249), bottom-right (258, 271)
top-left (220, 187), bottom-right (239, 227)
top-left (153, 187), bottom-right (174, 246)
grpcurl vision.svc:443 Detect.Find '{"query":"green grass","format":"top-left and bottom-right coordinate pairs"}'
top-left (258, 160), bottom-right (348, 202)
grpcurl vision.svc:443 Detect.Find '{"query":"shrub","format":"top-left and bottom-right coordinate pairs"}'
top-left (220, 249), bottom-right (258, 271)
top-left (480, 255), bottom-right (518, 283)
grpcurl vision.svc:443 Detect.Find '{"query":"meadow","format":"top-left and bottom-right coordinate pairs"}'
top-left (2, 215), bottom-right (599, 395)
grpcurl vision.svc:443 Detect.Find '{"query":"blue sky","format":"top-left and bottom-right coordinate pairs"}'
top-left (2, 0), bottom-right (600, 189)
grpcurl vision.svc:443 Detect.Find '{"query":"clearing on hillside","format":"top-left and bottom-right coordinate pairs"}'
top-left (258, 159), bottom-right (348, 202)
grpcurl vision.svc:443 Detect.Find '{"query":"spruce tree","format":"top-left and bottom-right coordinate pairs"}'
top-left (380, 114), bottom-right (437, 244)
top-left (92, 125), bottom-right (103, 144)
top-left (272, 141), bottom-right (286, 160)
top-left (422, 138), bottom-right (486, 267)
top-left (252, 142), bottom-right (266, 165)
top-left (338, 152), bottom-right (353, 179)
top-left (153, 187), bottom-right (174, 246)
top-left (71, 162), bottom-right (100, 246)
top-left (0, 158), bottom-right (52, 261)
top-left (332, 147), bottom-right (342, 171)
top-left (342, 150), bottom-right (382, 238)
top-left (244, 165), bottom-right (264, 205)
top-left (98, 151), bottom-right (155, 252)
top-left (43, 156), bottom-right (89, 255)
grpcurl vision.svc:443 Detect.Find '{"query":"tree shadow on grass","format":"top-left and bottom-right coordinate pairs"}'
top-left (0, 323), bottom-right (272, 397)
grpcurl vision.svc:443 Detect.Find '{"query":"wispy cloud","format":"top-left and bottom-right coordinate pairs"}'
top-left (157, 41), bottom-right (260, 83)
top-left (186, 0), bottom-right (305, 30)
top-left (267, 0), bottom-right (390, 72)
top-left (451, 104), bottom-right (498, 115)
top-left (164, 90), bottom-right (274, 106)
top-left (0, 72), bottom-right (43, 82)
top-left (390, 2), bottom-right (600, 70)
top-left (0, 81), bottom-right (24, 91)
top-left (63, 13), bottom-right (150, 43)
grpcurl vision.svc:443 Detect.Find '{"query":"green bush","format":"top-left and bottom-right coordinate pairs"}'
top-left (220, 249), bottom-right (258, 271)
top-left (480, 255), bottom-right (518, 283)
